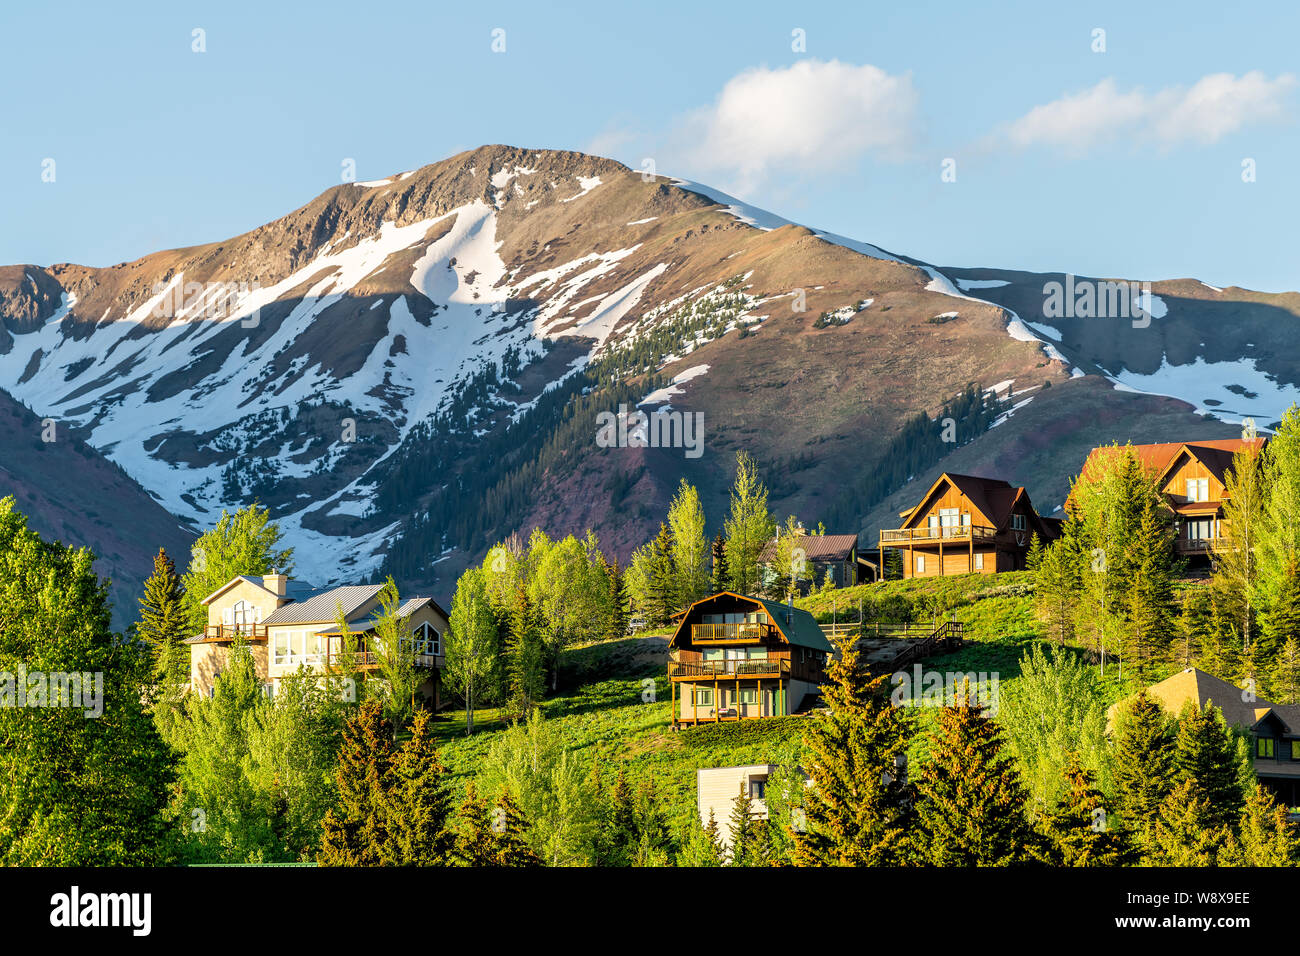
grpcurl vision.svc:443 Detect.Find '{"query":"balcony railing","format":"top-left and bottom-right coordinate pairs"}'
top-left (321, 648), bottom-right (439, 670)
top-left (669, 659), bottom-right (790, 680)
top-left (1176, 537), bottom-right (1227, 554)
top-left (879, 524), bottom-right (997, 544)
top-left (690, 622), bottom-right (774, 643)
top-left (202, 623), bottom-right (268, 642)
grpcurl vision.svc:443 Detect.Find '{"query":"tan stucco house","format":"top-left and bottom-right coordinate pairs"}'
top-left (185, 571), bottom-right (448, 704)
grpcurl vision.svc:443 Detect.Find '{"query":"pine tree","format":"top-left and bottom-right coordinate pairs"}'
top-left (318, 700), bottom-right (396, 866)
top-left (452, 783), bottom-right (498, 865)
top-left (793, 636), bottom-right (912, 866)
top-left (594, 769), bottom-right (640, 866)
top-left (914, 684), bottom-right (1037, 865)
top-left (605, 554), bottom-right (630, 639)
top-left (1110, 690), bottom-right (1176, 847)
top-left (136, 547), bottom-right (192, 692)
top-left (1035, 753), bottom-right (1131, 866)
top-left (643, 523), bottom-right (678, 626)
top-left (1145, 780), bottom-right (1229, 866)
top-left (728, 781), bottom-right (758, 866)
top-left (1025, 532), bottom-right (1044, 572)
top-left (1272, 635), bottom-right (1300, 704)
top-left (1217, 784), bottom-right (1299, 866)
top-left (1173, 700), bottom-right (1247, 830)
top-left (490, 793), bottom-right (542, 866)
top-left (1262, 557), bottom-right (1300, 696)
top-left (1034, 520), bottom-right (1082, 644)
top-left (711, 533), bottom-right (730, 593)
top-left (379, 708), bottom-right (455, 865)
top-left (1123, 498), bottom-right (1178, 679)
top-left (678, 810), bottom-right (725, 866)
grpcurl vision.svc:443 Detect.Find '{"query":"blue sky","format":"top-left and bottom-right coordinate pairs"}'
top-left (3, 0), bottom-right (1297, 290)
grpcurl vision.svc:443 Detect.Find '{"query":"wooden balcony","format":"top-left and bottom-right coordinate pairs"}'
top-left (879, 524), bottom-right (997, 544)
top-left (690, 622), bottom-right (774, 643)
top-left (668, 659), bottom-right (790, 681)
top-left (322, 647), bottom-right (439, 671)
top-left (1176, 537), bottom-right (1227, 554)
top-left (200, 623), bottom-right (268, 642)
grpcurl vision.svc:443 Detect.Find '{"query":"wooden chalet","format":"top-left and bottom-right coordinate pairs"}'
top-left (879, 473), bottom-right (1061, 578)
top-left (1075, 438), bottom-right (1266, 565)
top-left (668, 591), bottom-right (832, 728)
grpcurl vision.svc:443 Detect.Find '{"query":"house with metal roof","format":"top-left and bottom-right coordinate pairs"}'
top-left (185, 570), bottom-right (448, 702)
top-left (667, 591), bottom-right (831, 727)
top-left (757, 530), bottom-right (868, 591)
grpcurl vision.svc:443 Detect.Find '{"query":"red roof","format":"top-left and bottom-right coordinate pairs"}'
top-left (1077, 438), bottom-right (1265, 489)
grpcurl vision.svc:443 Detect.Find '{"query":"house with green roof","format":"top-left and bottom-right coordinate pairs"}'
top-left (667, 591), bottom-right (830, 727)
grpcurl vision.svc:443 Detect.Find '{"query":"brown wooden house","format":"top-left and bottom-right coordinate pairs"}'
top-left (668, 592), bottom-right (832, 728)
top-left (756, 531), bottom-right (865, 591)
top-left (879, 473), bottom-right (1061, 578)
top-left (1075, 438), bottom-right (1266, 565)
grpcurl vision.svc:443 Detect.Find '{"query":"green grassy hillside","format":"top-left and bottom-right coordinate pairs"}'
top-left (428, 572), bottom-right (1143, 837)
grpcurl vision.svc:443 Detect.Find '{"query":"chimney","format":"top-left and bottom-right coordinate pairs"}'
top-left (264, 569), bottom-right (287, 597)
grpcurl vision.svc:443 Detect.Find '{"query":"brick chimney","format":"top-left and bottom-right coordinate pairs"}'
top-left (264, 569), bottom-right (287, 597)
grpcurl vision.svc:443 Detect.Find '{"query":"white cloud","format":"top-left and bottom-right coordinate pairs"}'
top-left (1000, 72), bottom-right (1295, 154)
top-left (673, 59), bottom-right (919, 192)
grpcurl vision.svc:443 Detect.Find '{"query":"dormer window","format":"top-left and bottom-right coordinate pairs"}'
top-left (1257, 736), bottom-right (1276, 759)
top-left (1010, 514), bottom-right (1027, 531)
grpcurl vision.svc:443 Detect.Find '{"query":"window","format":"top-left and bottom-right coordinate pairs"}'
top-left (1291, 741), bottom-right (1300, 761)
top-left (747, 647), bottom-right (768, 660)
top-left (273, 632), bottom-right (291, 666)
top-left (412, 622), bottom-right (441, 657)
top-left (303, 632), bottom-right (323, 665)
top-left (938, 508), bottom-right (959, 529)
top-left (693, 688), bottom-right (713, 707)
top-left (916, 554), bottom-right (926, 574)
top-left (1187, 478), bottom-right (1209, 502)
top-left (740, 688), bottom-right (758, 705)
top-left (1258, 736), bottom-right (1276, 758)
top-left (1186, 518), bottom-right (1214, 541)
top-left (974, 552), bottom-right (984, 570)
top-left (748, 777), bottom-right (767, 800)
top-left (1011, 514), bottom-right (1027, 531)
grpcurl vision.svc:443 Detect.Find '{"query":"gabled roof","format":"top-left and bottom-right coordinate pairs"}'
top-left (758, 533), bottom-right (859, 564)
top-left (898, 472), bottom-right (1054, 536)
top-left (199, 574), bottom-right (319, 606)
top-left (1108, 667), bottom-right (1300, 734)
top-left (330, 597), bottom-right (440, 632)
top-left (261, 584), bottom-right (385, 625)
top-left (1077, 439), bottom-right (1265, 492)
top-left (669, 591), bottom-right (832, 653)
